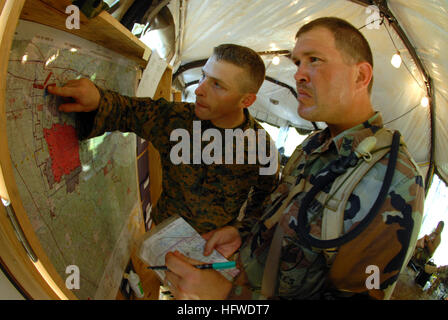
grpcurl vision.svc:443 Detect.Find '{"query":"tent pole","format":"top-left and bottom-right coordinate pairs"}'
top-left (350, 0), bottom-right (436, 192)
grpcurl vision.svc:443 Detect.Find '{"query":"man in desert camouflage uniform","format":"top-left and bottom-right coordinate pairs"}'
top-left (48, 44), bottom-right (279, 235)
top-left (411, 221), bottom-right (444, 269)
top-left (163, 17), bottom-right (424, 300)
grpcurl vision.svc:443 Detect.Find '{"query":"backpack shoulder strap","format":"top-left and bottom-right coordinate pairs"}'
top-left (319, 128), bottom-right (399, 264)
top-left (321, 128), bottom-right (395, 241)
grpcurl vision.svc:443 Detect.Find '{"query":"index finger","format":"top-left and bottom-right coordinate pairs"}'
top-left (47, 84), bottom-right (78, 98)
top-left (203, 233), bottom-right (219, 256)
top-left (201, 230), bottom-right (215, 241)
top-left (165, 252), bottom-right (194, 276)
top-left (165, 252), bottom-right (202, 277)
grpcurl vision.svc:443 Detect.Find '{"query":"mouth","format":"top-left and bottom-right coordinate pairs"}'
top-left (297, 89), bottom-right (311, 99)
top-left (195, 101), bottom-right (209, 109)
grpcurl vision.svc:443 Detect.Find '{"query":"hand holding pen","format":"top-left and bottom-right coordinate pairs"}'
top-left (148, 261), bottom-right (236, 271)
top-left (158, 251), bottom-right (234, 299)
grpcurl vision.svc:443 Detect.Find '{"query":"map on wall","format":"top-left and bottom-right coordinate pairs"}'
top-left (5, 20), bottom-right (140, 299)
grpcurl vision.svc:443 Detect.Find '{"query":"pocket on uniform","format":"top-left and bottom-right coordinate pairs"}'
top-left (277, 240), bottom-right (328, 299)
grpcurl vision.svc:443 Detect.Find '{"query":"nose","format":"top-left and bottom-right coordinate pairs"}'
top-left (195, 78), bottom-right (206, 97)
top-left (294, 64), bottom-right (309, 84)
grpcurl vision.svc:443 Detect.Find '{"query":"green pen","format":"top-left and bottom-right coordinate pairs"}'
top-left (148, 261), bottom-right (236, 271)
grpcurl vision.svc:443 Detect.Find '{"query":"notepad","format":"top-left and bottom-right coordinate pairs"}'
top-left (138, 215), bottom-right (239, 281)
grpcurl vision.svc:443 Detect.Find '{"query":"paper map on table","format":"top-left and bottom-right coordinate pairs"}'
top-left (139, 215), bottom-right (240, 281)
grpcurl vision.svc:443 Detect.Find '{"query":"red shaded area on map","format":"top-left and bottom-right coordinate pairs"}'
top-left (43, 123), bottom-right (80, 183)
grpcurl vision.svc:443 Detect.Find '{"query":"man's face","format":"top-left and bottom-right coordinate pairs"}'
top-left (194, 56), bottom-right (248, 127)
top-left (292, 27), bottom-right (357, 124)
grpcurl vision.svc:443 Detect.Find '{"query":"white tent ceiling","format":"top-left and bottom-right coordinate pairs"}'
top-left (166, 0), bottom-right (448, 188)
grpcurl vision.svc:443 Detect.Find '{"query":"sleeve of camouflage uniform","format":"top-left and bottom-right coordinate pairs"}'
top-left (75, 86), bottom-right (183, 153)
top-left (327, 150), bottom-right (425, 300)
top-left (235, 163), bottom-right (279, 243)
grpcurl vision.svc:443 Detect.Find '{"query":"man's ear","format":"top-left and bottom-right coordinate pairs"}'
top-left (355, 61), bottom-right (373, 92)
top-left (241, 93), bottom-right (257, 108)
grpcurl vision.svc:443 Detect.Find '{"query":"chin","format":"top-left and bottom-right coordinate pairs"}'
top-left (194, 105), bottom-right (209, 120)
top-left (297, 104), bottom-right (316, 121)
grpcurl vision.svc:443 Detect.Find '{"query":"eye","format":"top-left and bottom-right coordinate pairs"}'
top-left (213, 81), bottom-right (221, 88)
top-left (310, 57), bottom-right (321, 63)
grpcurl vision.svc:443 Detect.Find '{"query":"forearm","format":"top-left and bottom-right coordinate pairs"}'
top-left (76, 86), bottom-right (173, 141)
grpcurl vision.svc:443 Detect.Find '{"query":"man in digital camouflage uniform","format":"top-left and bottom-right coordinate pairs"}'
top-left (163, 17), bottom-right (424, 300)
top-left (48, 44), bottom-right (279, 235)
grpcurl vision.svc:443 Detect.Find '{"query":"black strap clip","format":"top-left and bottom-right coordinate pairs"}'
top-left (329, 153), bottom-right (358, 175)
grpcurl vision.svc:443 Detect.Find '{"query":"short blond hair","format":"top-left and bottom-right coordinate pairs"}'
top-left (213, 44), bottom-right (265, 93)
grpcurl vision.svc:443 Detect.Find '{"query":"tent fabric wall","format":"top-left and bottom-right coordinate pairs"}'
top-left (175, 0), bottom-right (448, 184)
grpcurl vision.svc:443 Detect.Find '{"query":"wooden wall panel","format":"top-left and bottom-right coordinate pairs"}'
top-left (20, 0), bottom-right (150, 66)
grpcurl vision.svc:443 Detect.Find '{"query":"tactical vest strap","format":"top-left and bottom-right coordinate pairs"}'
top-left (264, 179), bottom-right (305, 229)
top-left (263, 131), bottom-right (320, 229)
top-left (282, 146), bottom-right (304, 178)
top-left (321, 128), bottom-right (395, 242)
top-left (319, 146), bottom-right (391, 263)
top-left (261, 223), bottom-right (286, 298)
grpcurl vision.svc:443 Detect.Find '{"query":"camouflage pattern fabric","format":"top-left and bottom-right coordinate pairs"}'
top-left (411, 246), bottom-right (432, 268)
top-left (228, 112), bottom-right (424, 300)
top-left (75, 87), bottom-right (279, 234)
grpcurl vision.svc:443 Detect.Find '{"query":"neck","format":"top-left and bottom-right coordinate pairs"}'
top-left (328, 98), bottom-right (375, 138)
top-left (211, 110), bottom-right (246, 128)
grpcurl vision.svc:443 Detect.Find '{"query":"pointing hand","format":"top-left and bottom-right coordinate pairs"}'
top-left (47, 78), bottom-right (100, 113)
